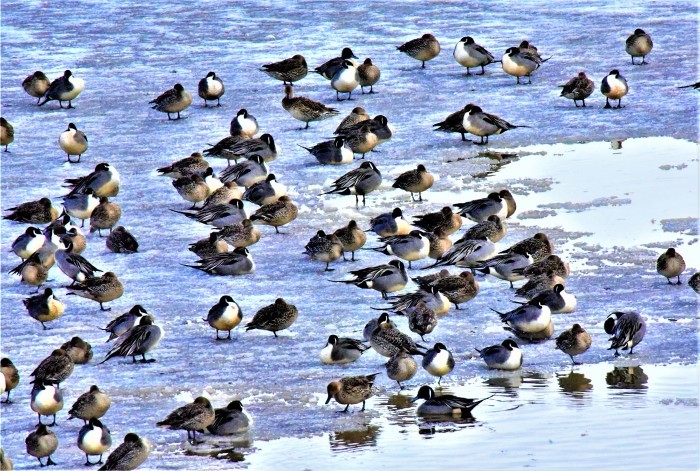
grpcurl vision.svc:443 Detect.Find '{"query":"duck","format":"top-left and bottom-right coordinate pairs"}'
top-left (413, 207), bottom-right (462, 235)
top-left (427, 237), bottom-right (496, 270)
top-left (371, 230), bottom-right (430, 269)
top-left (260, 54), bottom-right (308, 84)
top-left (380, 286), bottom-right (449, 315)
top-left (249, 195), bottom-right (298, 233)
top-left (505, 319), bottom-right (554, 342)
top-left (678, 82), bottom-right (700, 90)
top-left (525, 284), bottom-right (577, 313)
top-left (30, 380), bottom-right (64, 426)
top-left (60, 336), bottom-right (93, 364)
top-left (340, 124), bottom-right (379, 159)
top-left (626, 28), bottom-right (653, 65)
top-left (30, 349), bottom-right (74, 385)
top-left (304, 230), bottom-right (344, 271)
top-left (25, 424), bottom-right (59, 466)
top-left (245, 298), bottom-right (298, 337)
top-left (59, 123), bottom-right (88, 163)
top-left (219, 155), bottom-right (269, 188)
top-left (392, 164), bottom-right (434, 202)
top-left (282, 84), bottom-right (339, 129)
top-left (514, 271), bottom-right (566, 300)
top-left (369, 208), bottom-right (412, 237)
top-left (10, 227), bottom-right (45, 260)
top-left (556, 324), bottom-right (592, 365)
top-left (459, 215), bottom-right (506, 243)
top-left (491, 294), bottom-right (551, 333)
top-left (501, 47), bottom-right (544, 84)
top-left (185, 248), bottom-right (256, 276)
top-left (690, 272), bottom-right (700, 293)
top-left (212, 135), bottom-right (277, 164)
top-left (656, 248), bottom-right (685, 284)
top-left (330, 60), bottom-right (360, 101)
top-left (397, 34), bottom-right (441, 68)
top-left (0, 117), bottom-right (14, 151)
top-left (333, 220), bottom-right (366, 261)
top-left (63, 188), bottom-right (99, 227)
top-left (157, 152), bottom-right (210, 178)
top-left (1, 358), bottom-right (19, 403)
top-left (411, 385), bottom-right (490, 416)
top-left (24, 288), bottom-right (65, 329)
top-left (315, 48), bottom-right (359, 79)
top-left (454, 192), bottom-right (506, 221)
top-left (56, 240), bottom-right (102, 284)
top-left (500, 233), bottom-right (553, 262)
top-left (4, 198), bottom-right (58, 224)
top-left (101, 305), bottom-right (152, 342)
top-left (418, 271), bottom-right (479, 310)
top-left (334, 260), bottom-right (409, 299)
top-left (243, 174), bottom-right (287, 206)
top-left (229, 108), bottom-right (258, 138)
top-left (22, 71), bottom-right (51, 104)
top-left (173, 174), bottom-right (211, 209)
top-left (69, 385), bottom-right (111, 422)
top-left (320, 335), bottom-right (370, 365)
top-left (462, 105), bottom-right (528, 145)
top-left (357, 58), bottom-right (380, 93)
top-left (63, 162), bottom-right (121, 198)
top-left (207, 401), bottom-right (252, 435)
top-left (369, 312), bottom-right (426, 356)
top-left (149, 83), bottom-right (192, 120)
top-left (100, 316), bottom-right (163, 363)
top-left (300, 136), bottom-right (354, 165)
top-left (78, 418), bottom-right (112, 465)
top-left (453, 36), bottom-right (495, 75)
top-left (512, 254), bottom-right (569, 278)
top-left (321, 161), bottom-right (382, 206)
top-left (604, 311), bottom-right (646, 356)
top-left (98, 433), bottom-right (151, 470)
top-left (214, 219), bottom-right (261, 248)
top-left (0, 449), bottom-right (11, 470)
top-left (386, 352), bottom-right (418, 389)
top-left (173, 199), bottom-right (247, 228)
top-left (206, 295), bottom-right (242, 340)
top-left (326, 373), bottom-right (380, 412)
top-left (38, 70), bottom-right (84, 108)
top-left (560, 72), bottom-right (595, 107)
top-left (204, 182), bottom-right (244, 208)
top-left (336, 114), bottom-right (394, 145)
top-left (601, 70), bottom-right (628, 109)
top-left (406, 301), bottom-right (437, 340)
top-left (334, 107), bottom-right (370, 134)
top-left (424, 232), bottom-right (453, 261)
top-left (89, 197), bottom-right (122, 236)
top-left (202, 135), bottom-right (250, 166)
top-left (198, 71), bottom-right (225, 106)
top-left (106, 226), bottom-right (139, 254)
top-left (422, 343), bottom-right (455, 384)
top-left (67, 271), bottom-right (124, 311)
top-left (188, 234), bottom-right (228, 259)
top-left (475, 339), bottom-right (522, 370)
top-left (157, 397), bottom-right (215, 445)
top-left (363, 315), bottom-right (397, 341)
top-left (433, 103), bottom-right (473, 141)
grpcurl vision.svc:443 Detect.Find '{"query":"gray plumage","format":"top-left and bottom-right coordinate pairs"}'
top-left (11, 226), bottom-right (45, 259)
top-left (101, 305), bottom-right (152, 342)
top-left (320, 335), bottom-right (370, 365)
top-left (202, 135), bottom-right (249, 165)
top-left (213, 134), bottom-right (277, 165)
top-left (38, 69), bottom-right (84, 108)
top-left (173, 199), bottom-right (247, 228)
top-left (207, 401), bottom-right (251, 435)
top-left (454, 36), bottom-right (496, 75)
top-left (411, 385), bottom-right (490, 416)
top-left (184, 247), bottom-right (255, 276)
top-left (334, 259), bottom-right (408, 299)
top-left (463, 105), bottom-right (528, 144)
top-left (491, 295), bottom-right (552, 333)
top-left (454, 192), bottom-right (506, 221)
top-left (363, 316), bottom-right (397, 341)
top-left (421, 342), bottom-right (455, 384)
top-left (100, 316), bottom-right (163, 363)
top-left (56, 241), bottom-right (102, 283)
top-left (243, 174), bottom-right (286, 206)
top-left (299, 136), bottom-right (354, 165)
top-left (315, 47), bottom-right (358, 79)
top-left (63, 162), bottom-right (120, 198)
top-left (230, 109), bottom-right (259, 138)
top-left (371, 230), bottom-right (430, 268)
top-left (459, 215), bottom-right (506, 243)
top-left (370, 313), bottom-right (426, 357)
top-left (690, 272), bottom-right (700, 293)
top-left (475, 339), bottom-right (523, 370)
top-left (219, 155), bottom-right (269, 187)
top-left (433, 104), bottom-right (472, 141)
top-left (604, 311), bottom-right (646, 355)
top-left (369, 208), bottom-right (411, 237)
top-left (322, 161), bottom-right (382, 206)
top-left (245, 298), bottom-right (298, 337)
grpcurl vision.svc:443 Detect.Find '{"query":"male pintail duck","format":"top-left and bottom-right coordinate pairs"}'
top-left (397, 34), bottom-right (441, 68)
top-left (334, 260), bottom-right (408, 299)
top-left (207, 401), bottom-right (252, 435)
top-left (514, 271), bottom-right (566, 300)
top-left (422, 343), bottom-right (455, 384)
top-left (656, 248), bottom-right (685, 284)
top-left (417, 271), bottom-right (479, 310)
top-left (326, 373), bottom-right (380, 412)
top-left (100, 316), bottom-right (163, 363)
top-left (219, 154), bottom-right (270, 187)
top-left (299, 136), bottom-right (354, 165)
top-left (67, 271), bottom-right (124, 311)
top-left (63, 162), bottom-right (121, 198)
top-left (363, 315), bottom-right (397, 341)
top-left (261, 54), bottom-right (308, 84)
top-left (59, 123), bottom-right (88, 163)
top-left (304, 230), bottom-right (344, 271)
top-left (24, 287), bottom-right (65, 329)
top-left (369, 312), bottom-right (426, 356)
top-left (520, 284), bottom-right (576, 313)
top-left (22, 71), bottom-right (51, 104)
top-left (413, 207), bottom-right (462, 235)
top-left (157, 152), bottom-right (210, 179)
top-left (202, 135), bottom-right (250, 166)
top-left (454, 37), bottom-right (496, 75)
top-left (1, 358), bottom-right (20, 403)
top-left (386, 352), bottom-right (418, 389)
top-left (454, 192), bottom-right (506, 221)
top-left (173, 199), bottom-right (247, 228)
top-left (25, 423), bottom-right (59, 466)
top-left (63, 188), bottom-right (99, 227)
top-left (330, 60), bottom-right (360, 101)
top-left (380, 286), bottom-right (449, 315)
top-left (149, 83), bottom-right (192, 120)
top-left (491, 294), bottom-right (551, 333)
top-left (98, 433), bottom-right (151, 470)
top-left (282, 84), bottom-right (339, 129)
top-left (371, 230), bottom-right (430, 269)
top-left (336, 114), bottom-right (394, 144)
top-left (198, 71), bottom-right (225, 106)
top-left (320, 335), bottom-right (370, 365)
top-left (321, 161), bottom-right (382, 206)
top-left (626, 28), bottom-right (653, 65)
top-left (392, 164), bottom-right (434, 201)
top-left (601, 70), bottom-right (628, 109)
top-left (230, 108), bottom-right (259, 137)
top-left (411, 385), bottom-right (491, 416)
top-left (369, 208), bottom-right (412, 237)
top-left (214, 219), bottom-right (261, 248)
top-left (157, 397), bottom-right (215, 445)
top-left (101, 305), bottom-right (153, 342)
top-left (4, 198), bottom-right (58, 224)
top-left (30, 380), bottom-right (64, 426)
top-left (501, 47), bottom-right (546, 84)
top-left (213, 134), bottom-right (277, 164)
top-left (69, 385), bottom-right (111, 423)
top-left (462, 105), bottom-right (528, 145)
top-left (0, 117), bottom-right (13, 151)
top-left (30, 349), bottom-right (74, 385)
top-left (459, 215), bottom-right (506, 243)
top-left (56, 240), bottom-right (102, 284)
top-left (38, 70), bottom-right (85, 108)
top-left (60, 336), bottom-right (93, 364)
top-left (184, 248), bottom-right (256, 276)
top-left (78, 418), bottom-right (112, 465)
top-left (475, 339), bottom-right (522, 370)
top-left (334, 107), bottom-right (370, 134)
top-left (106, 226), bottom-right (139, 254)
top-left (357, 58), bottom-right (380, 93)
top-left (560, 72), bottom-right (595, 107)
top-left (604, 311), bottom-right (646, 356)
top-left (249, 195), bottom-right (298, 233)
top-left (243, 174), bottom-right (287, 206)
top-left (245, 298), bottom-right (298, 337)
top-left (315, 48), bottom-right (359, 79)
top-left (89, 197), bottom-right (122, 236)
top-left (556, 324), bottom-right (592, 365)
top-left (206, 295), bottom-right (242, 340)
top-left (426, 238), bottom-right (496, 270)
top-left (333, 220), bottom-right (366, 261)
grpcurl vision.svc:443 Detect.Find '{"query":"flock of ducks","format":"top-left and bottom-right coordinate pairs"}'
top-left (1, 23), bottom-right (698, 470)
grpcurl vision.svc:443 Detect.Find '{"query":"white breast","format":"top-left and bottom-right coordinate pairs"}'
top-left (319, 343), bottom-right (334, 364)
top-left (332, 67), bottom-right (359, 92)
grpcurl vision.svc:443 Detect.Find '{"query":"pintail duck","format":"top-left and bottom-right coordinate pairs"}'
top-left (463, 105), bottom-right (528, 145)
top-left (67, 271), bottom-right (124, 311)
top-left (491, 294), bottom-right (551, 333)
top-left (0, 449), bottom-right (11, 470)
top-left (315, 48), bottom-right (359, 79)
top-left (371, 230), bottom-right (430, 269)
top-left (24, 288), bottom-right (65, 329)
top-left (56, 240), bottom-right (102, 284)
top-left (453, 36), bottom-right (496, 75)
top-left (38, 70), bottom-right (84, 108)
top-left (245, 298), bottom-right (298, 337)
top-left (427, 232), bottom-right (451, 260)
top-left (369, 208), bottom-right (412, 237)
top-left (522, 284), bottom-right (576, 313)
top-left (476, 339), bottom-right (522, 370)
top-left (260, 54), bottom-right (308, 84)
top-left (304, 230), bottom-right (344, 271)
top-left (69, 385), bottom-right (111, 423)
top-left (412, 269), bottom-right (450, 286)
top-left (157, 152), bottom-right (209, 179)
top-left (454, 192), bottom-right (507, 221)
top-left (98, 433), bottom-right (151, 470)
top-left (173, 174), bottom-right (210, 209)
top-left (459, 215), bottom-right (506, 243)
top-left (174, 198), bottom-right (247, 228)
top-left (334, 107), bottom-right (370, 134)
top-left (321, 161), bottom-right (382, 206)
top-left (556, 324), bottom-right (592, 365)
top-left (499, 189), bottom-right (517, 217)
top-left (505, 319), bottom-right (554, 342)
top-left (326, 373), bottom-right (380, 412)
top-left (678, 82), bottom-right (700, 90)
top-left (4, 198), bottom-right (58, 225)
top-left (230, 108), bottom-right (258, 138)
top-left (59, 123), bottom-right (88, 163)
top-left (30, 380), bottom-right (63, 426)
top-left (333, 220), bottom-right (366, 261)
top-left (422, 343), bottom-right (455, 384)
top-left (1, 358), bottom-right (19, 403)
top-left (357, 58), bottom-right (380, 93)
top-left (363, 315), bottom-right (397, 341)
top-left (320, 335), bottom-right (370, 365)
top-left (60, 336), bottom-right (93, 364)
top-left (101, 305), bottom-right (152, 342)
top-left (334, 260), bottom-right (408, 299)
top-left (413, 207), bottom-right (462, 235)
top-left (25, 424), bottom-right (59, 466)
top-left (30, 349), bottom-right (74, 386)
top-left (212, 134), bottom-right (277, 164)
top-left (299, 136), bottom-right (354, 165)
top-left (426, 237), bottom-right (496, 270)
top-left (207, 401), bottom-right (252, 435)
top-left (501, 233), bottom-right (553, 262)
top-left (64, 162), bottom-right (121, 198)
top-left (433, 103), bottom-right (474, 141)
top-left (0, 117), bottom-right (13, 151)
top-left (249, 195), bottom-right (298, 233)
top-left (90, 197), bottom-right (121, 236)
top-left (204, 181), bottom-right (243, 208)
top-left (341, 124), bottom-right (379, 158)
top-left (106, 226), bottom-right (138, 253)
top-left (514, 271), bottom-right (566, 300)
top-left (78, 418), bottom-right (112, 465)
top-left (63, 188), bottom-right (99, 227)
top-left (336, 114), bottom-right (394, 145)
top-left (412, 385), bottom-right (490, 416)
top-left (184, 248), bottom-right (255, 276)
top-left (219, 155), bottom-right (269, 188)
top-left (626, 28), bottom-right (653, 65)
top-left (370, 313), bottom-right (426, 357)
top-left (380, 286), bottom-right (449, 315)
top-left (157, 397), bottom-right (215, 445)
top-left (387, 352), bottom-right (418, 389)
top-left (560, 72), bottom-right (595, 107)
top-left (604, 311), bottom-right (646, 356)
top-left (282, 84), bottom-right (340, 129)
top-left (601, 70), bottom-right (628, 109)
top-left (202, 135), bottom-right (250, 166)
top-left (656, 248), bottom-right (685, 284)
top-left (100, 316), bottom-right (163, 363)
top-left (406, 301), bottom-right (437, 340)
top-left (397, 34), bottom-right (441, 68)
top-left (149, 83), bottom-right (192, 120)
top-left (476, 247), bottom-right (533, 286)
top-left (513, 254), bottom-right (569, 279)
top-left (215, 219), bottom-right (261, 248)
top-left (206, 295), bottom-right (242, 340)
top-left (392, 164), bottom-right (434, 201)
top-left (417, 271), bottom-right (479, 309)
top-left (501, 47), bottom-right (546, 84)
top-left (198, 71), bottom-right (225, 106)
top-left (189, 233), bottom-right (229, 259)
top-left (22, 71), bottom-right (51, 104)
top-left (689, 272), bottom-right (700, 293)
top-left (330, 60), bottom-right (360, 101)
top-left (243, 174), bottom-right (287, 206)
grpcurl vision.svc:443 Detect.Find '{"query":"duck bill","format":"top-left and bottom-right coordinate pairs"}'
top-left (410, 396), bottom-right (419, 403)
top-left (325, 395), bottom-right (333, 405)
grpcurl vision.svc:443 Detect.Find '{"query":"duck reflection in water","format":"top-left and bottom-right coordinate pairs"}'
top-left (606, 365), bottom-right (648, 390)
top-left (558, 371), bottom-right (593, 395)
top-left (330, 425), bottom-right (380, 452)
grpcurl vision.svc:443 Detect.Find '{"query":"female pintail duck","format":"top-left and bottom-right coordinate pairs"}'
top-left (454, 192), bottom-right (507, 221)
top-left (202, 135), bottom-right (249, 166)
top-left (245, 298), bottom-right (298, 337)
top-left (157, 397), bottom-right (215, 445)
top-left (69, 385), bottom-right (111, 422)
top-left (189, 233), bottom-right (229, 259)
top-left (491, 294), bottom-right (551, 333)
top-left (392, 164), bottom-right (434, 201)
top-left (626, 28), bottom-right (653, 65)
top-left (501, 233), bottom-right (553, 262)
top-left (370, 312), bottom-right (426, 357)
top-left (282, 84), bottom-right (340, 129)
top-left (433, 103), bottom-right (474, 141)
top-left (334, 260), bottom-right (409, 299)
top-left (656, 248), bottom-right (685, 284)
top-left (174, 199), bottom-right (247, 228)
top-left (243, 174), bottom-right (287, 206)
top-left (363, 315), bottom-right (397, 341)
top-left (421, 343), bottom-right (454, 385)
top-left (381, 286), bottom-right (449, 315)
top-left (89, 197), bottom-right (121, 236)
top-left (24, 287), bottom-right (65, 329)
top-left (601, 70), bottom-right (628, 109)
top-left (67, 271), bottom-right (124, 311)
top-left (206, 295), bottom-right (242, 340)
top-left (501, 47), bottom-right (544, 84)
top-left (454, 37), bottom-right (496, 75)
top-left (326, 373), bottom-right (380, 412)
top-left (411, 385), bottom-right (491, 416)
top-left (397, 34), bottom-right (440, 68)
top-left (315, 47), bottom-right (359, 79)
top-left (30, 380), bottom-right (64, 425)
top-left (173, 174), bottom-right (210, 209)
top-left (372, 230), bottom-right (430, 268)
top-left (357, 58), bottom-right (380, 93)
top-left (157, 152), bottom-right (209, 179)
top-left (560, 72), bottom-right (595, 107)
top-left (56, 240), bottom-right (102, 284)
top-left (321, 161), bottom-right (382, 206)
top-left (556, 324), bottom-right (592, 365)
top-left (412, 269), bottom-right (450, 287)
top-left (304, 230), bottom-right (344, 271)
top-left (219, 155), bottom-right (269, 188)
top-left (215, 219), bottom-right (261, 248)
top-left (413, 207), bottom-right (462, 235)
top-left (25, 424), bottom-right (59, 466)
top-left (101, 305), bottom-right (152, 342)
top-left (300, 136), bottom-right (354, 165)
top-left (320, 335), bottom-right (370, 365)
top-left (689, 272), bottom-right (700, 293)
top-left (519, 41), bottom-right (543, 59)
top-left (198, 71), bottom-right (225, 106)
top-left (59, 123), bottom-right (88, 163)
top-left (4, 197), bottom-right (58, 224)
top-left (214, 134), bottom-right (277, 164)
top-left (38, 70), bottom-right (85, 108)
top-left (22, 71), bottom-right (51, 104)
top-left (31, 349), bottom-right (74, 386)
top-left (100, 316), bottom-right (163, 363)
top-left (207, 401), bottom-right (252, 435)
top-left (333, 220), bottom-right (366, 261)
top-left (78, 418), bottom-right (112, 465)
top-left (331, 60), bottom-right (360, 101)
top-left (459, 215), bottom-right (506, 243)
top-left (423, 230), bottom-right (451, 259)
top-left (499, 189), bottom-right (517, 217)
top-left (185, 248), bottom-right (255, 276)
top-left (0, 117), bottom-right (13, 151)
top-left (1, 358), bottom-right (20, 403)
top-left (426, 238), bottom-right (496, 270)
top-left (249, 195), bottom-right (298, 233)
top-left (370, 208), bottom-right (412, 237)
top-left (260, 54), bottom-right (308, 84)
top-left (407, 301), bottom-right (437, 340)
top-left (99, 433), bottom-right (151, 470)
top-left (230, 108), bottom-right (258, 137)
top-left (63, 162), bottom-right (121, 198)
top-left (60, 336), bottom-right (93, 364)
top-left (337, 114), bottom-right (394, 144)
top-left (462, 105), bottom-right (528, 145)
top-left (106, 226), bottom-right (138, 254)
top-left (334, 107), bottom-right (370, 134)
top-left (604, 311), bottom-right (646, 356)
top-left (387, 352), bottom-right (418, 389)
top-left (476, 339), bottom-right (522, 370)
top-left (63, 188), bottom-right (99, 227)
top-left (204, 181), bottom-right (243, 208)
top-left (341, 124), bottom-right (379, 158)
top-left (417, 271), bottom-right (479, 310)
top-left (149, 83), bottom-right (192, 120)
top-left (514, 271), bottom-right (566, 300)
